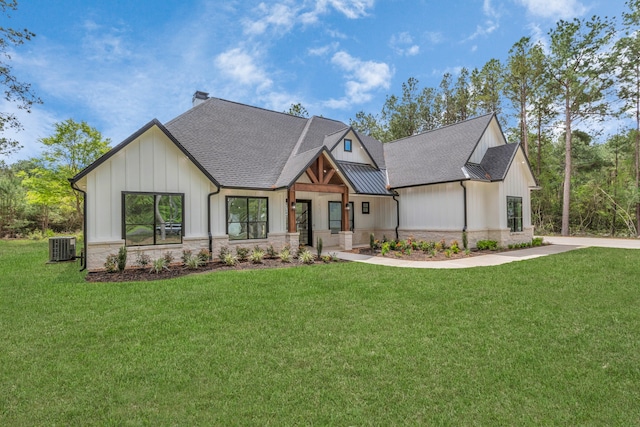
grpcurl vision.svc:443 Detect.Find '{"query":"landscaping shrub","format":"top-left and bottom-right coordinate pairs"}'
top-left (236, 247), bottom-right (249, 262)
top-left (250, 248), bottom-right (264, 264)
top-left (149, 258), bottom-right (169, 274)
top-left (135, 252), bottom-right (151, 268)
top-left (104, 254), bottom-right (118, 272)
top-left (218, 246), bottom-right (229, 262)
top-left (298, 249), bottom-right (315, 264)
top-left (316, 237), bottom-right (323, 259)
top-left (182, 249), bottom-right (193, 264)
top-left (532, 237), bottom-right (544, 247)
top-left (476, 240), bottom-right (498, 251)
top-left (222, 253), bottom-right (237, 266)
top-left (117, 246), bottom-right (127, 272)
top-left (279, 248), bottom-right (292, 263)
top-left (163, 251), bottom-right (175, 265)
top-left (198, 249), bottom-right (210, 263)
top-left (266, 245), bottom-right (277, 259)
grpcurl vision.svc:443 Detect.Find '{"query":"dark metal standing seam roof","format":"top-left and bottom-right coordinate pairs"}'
top-left (337, 161), bottom-right (392, 195)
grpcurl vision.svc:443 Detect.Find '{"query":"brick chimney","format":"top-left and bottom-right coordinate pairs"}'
top-left (192, 91), bottom-right (209, 107)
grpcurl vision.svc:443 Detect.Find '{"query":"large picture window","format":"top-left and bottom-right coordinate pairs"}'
top-left (507, 196), bottom-right (523, 232)
top-left (226, 196), bottom-right (268, 240)
top-left (123, 192), bottom-right (184, 246)
top-left (328, 201), bottom-right (354, 234)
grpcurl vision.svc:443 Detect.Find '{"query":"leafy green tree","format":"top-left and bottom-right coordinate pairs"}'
top-left (546, 16), bottom-right (616, 235)
top-left (436, 73), bottom-right (457, 126)
top-left (0, 0), bottom-right (42, 157)
top-left (615, 0), bottom-right (640, 235)
top-left (22, 119), bottom-right (110, 231)
top-left (454, 68), bottom-right (473, 122)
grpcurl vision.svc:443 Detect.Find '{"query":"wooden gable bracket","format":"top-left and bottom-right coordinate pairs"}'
top-left (304, 153), bottom-right (337, 185)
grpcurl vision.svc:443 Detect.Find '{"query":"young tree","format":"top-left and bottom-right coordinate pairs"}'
top-left (546, 16), bottom-right (616, 235)
top-left (0, 0), bottom-right (42, 157)
top-left (471, 59), bottom-right (504, 118)
top-left (615, 0), bottom-right (640, 235)
top-left (436, 73), bottom-right (457, 126)
top-left (22, 119), bottom-right (110, 230)
top-left (350, 110), bottom-right (389, 142)
top-left (454, 68), bottom-right (473, 122)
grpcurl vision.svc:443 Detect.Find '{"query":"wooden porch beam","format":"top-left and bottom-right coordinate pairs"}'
top-left (305, 167), bottom-right (319, 184)
top-left (322, 168), bottom-right (335, 184)
top-left (293, 182), bottom-right (346, 194)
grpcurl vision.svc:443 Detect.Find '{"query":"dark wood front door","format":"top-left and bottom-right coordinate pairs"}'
top-left (295, 200), bottom-right (312, 246)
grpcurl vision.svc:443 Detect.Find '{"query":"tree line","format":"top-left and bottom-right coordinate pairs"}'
top-left (2, 1), bottom-right (640, 238)
top-left (348, 1), bottom-right (640, 237)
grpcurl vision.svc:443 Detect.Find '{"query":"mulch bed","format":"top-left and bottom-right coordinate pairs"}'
top-left (86, 258), bottom-right (344, 283)
top-left (350, 247), bottom-right (482, 261)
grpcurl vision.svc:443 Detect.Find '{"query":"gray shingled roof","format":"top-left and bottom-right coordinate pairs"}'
top-left (165, 98), bottom-right (307, 188)
top-left (338, 161), bottom-right (391, 195)
top-left (480, 143), bottom-right (519, 181)
top-left (384, 114), bottom-right (494, 189)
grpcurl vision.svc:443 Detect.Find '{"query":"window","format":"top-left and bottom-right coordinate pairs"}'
top-left (328, 201), bottom-right (354, 234)
top-left (507, 196), bottom-right (523, 232)
top-left (123, 192), bottom-right (183, 246)
top-left (344, 139), bottom-right (352, 152)
top-left (362, 201), bottom-right (370, 214)
top-left (226, 196), bottom-right (268, 240)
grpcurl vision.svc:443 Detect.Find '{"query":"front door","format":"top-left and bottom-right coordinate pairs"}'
top-left (296, 200), bottom-right (312, 246)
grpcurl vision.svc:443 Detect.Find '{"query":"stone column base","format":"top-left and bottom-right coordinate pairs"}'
top-left (339, 231), bottom-right (353, 251)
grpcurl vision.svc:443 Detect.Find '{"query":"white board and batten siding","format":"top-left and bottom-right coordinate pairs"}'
top-left (330, 130), bottom-right (374, 165)
top-left (468, 118), bottom-right (505, 164)
top-left (502, 149), bottom-right (535, 228)
top-left (81, 126), bottom-right (214, 244)
top-left (397, 182), bottom-right (464, 230)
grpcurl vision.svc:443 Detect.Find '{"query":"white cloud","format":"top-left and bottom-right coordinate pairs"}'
top-left (326, 51), bottom-right (393, 108)
top-left (424, 31), bottom-right (444, 46)
top-left (242, 2), bottom-right (298, 35)
top-left (516, 0), bottom-right (587, 19)
top-left (465, 0), bottom-right (500, 41)
top-left (390, 32), bottom-right (420, 56)
top-left (308, 42), bottom-right (339, 57)
top-left (214, 48), bottom-right (273, 91)
top-left (0, 100), bottom-right (59, 163)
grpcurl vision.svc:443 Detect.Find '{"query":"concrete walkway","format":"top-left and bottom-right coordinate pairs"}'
top-left (332, 235), bottom-right (640, 269)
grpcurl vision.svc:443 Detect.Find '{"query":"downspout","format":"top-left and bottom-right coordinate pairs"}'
top-left (459, 181), bottom-right (468, 232)
top-left (207, 186), bottom-right (221, 260)
top-left (392, 191), bottom-right (400, 241)
top-left (69, 180), bottom-right (87, 272)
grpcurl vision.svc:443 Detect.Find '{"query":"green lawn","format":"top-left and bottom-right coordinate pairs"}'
top-left (1, 240), bottom-right (639, 425)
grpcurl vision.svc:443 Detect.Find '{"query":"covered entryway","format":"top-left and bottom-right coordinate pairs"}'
top-left (287, 152), bottom-right (353, 250)
top-left (295, 200), bottom-right (312, 246)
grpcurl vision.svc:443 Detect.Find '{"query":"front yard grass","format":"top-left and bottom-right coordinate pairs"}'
top-left (1, 240), bottom-right (639, 425)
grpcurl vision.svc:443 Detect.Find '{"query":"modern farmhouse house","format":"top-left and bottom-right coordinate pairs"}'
top-left (70, 93), bottom-right (537, 271)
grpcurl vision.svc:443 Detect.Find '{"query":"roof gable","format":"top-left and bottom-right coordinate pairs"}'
top-left (70, 119), bottom-right (220, 187)
top-left (384, 114), bottom-right (494, 189)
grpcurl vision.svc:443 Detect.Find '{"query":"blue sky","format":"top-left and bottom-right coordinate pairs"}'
top-left (2, 0), bottom-right (628, 163)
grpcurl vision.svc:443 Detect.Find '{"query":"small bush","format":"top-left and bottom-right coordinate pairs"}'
top-left (476, 240), bottom-right (498, 251)
top-left (389, 240), bottom-right (397, 250)
top-left (266, 245), bottom-right (277, 259)
top-left (439, 238), bottom-right (447, 250)
top-left (163, 251), bottom-right (175, 265)
top-left (236, 247), bottom-right (249, 262)
top-left (330, 252), bottom-right (339, 262)
top-left (198, 248), bottom-right (210, 263)
top-left (381, 242), bottom-right (391, 256)
top-left (135, 252), bottom-right (151, 268)
top-left (434, 241), bottom-right (443, 252)
top-left (222, 253), bottom-right (237, 267)
top-left (217, 246), bottom-right (229, 262)
top-left (298, 249), bottom-right (315, 264)
top-left (104, 254), bottom-right (118, 273)
top-left (117, 246), bottom-right (127, 272)
top-left (186, 256), bottom-right (201, 270)
top-left (462, 231), bottom-right (468, 250)
top-left (420, 241), bottom-right (434, 252)
top-left (444, 249), bottom-right (452, 258)
top-left (429, 249), bottom-right (437, 258)
top-left (369, 233), bottom-right (376, 251)
top-left (450, 242), bottom-right (460, 254)
top-left (250, 248), bottom-right (264, 264)
top-left (532, 237), bottom-right (544, 247)
top-left (149, 258), bottom-right (168, 274)
top-left (279, 248), bottom-right (292, 263)
top-left (182, 249), bottom-right (193, 264)
top-left (321, 254), bottom-right (332, 263)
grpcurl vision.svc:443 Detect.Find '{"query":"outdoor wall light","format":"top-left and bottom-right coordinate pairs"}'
top-left (291, 201), bottom-right (296, 210)
top-left (345, 204), bottom-right (350, 210)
